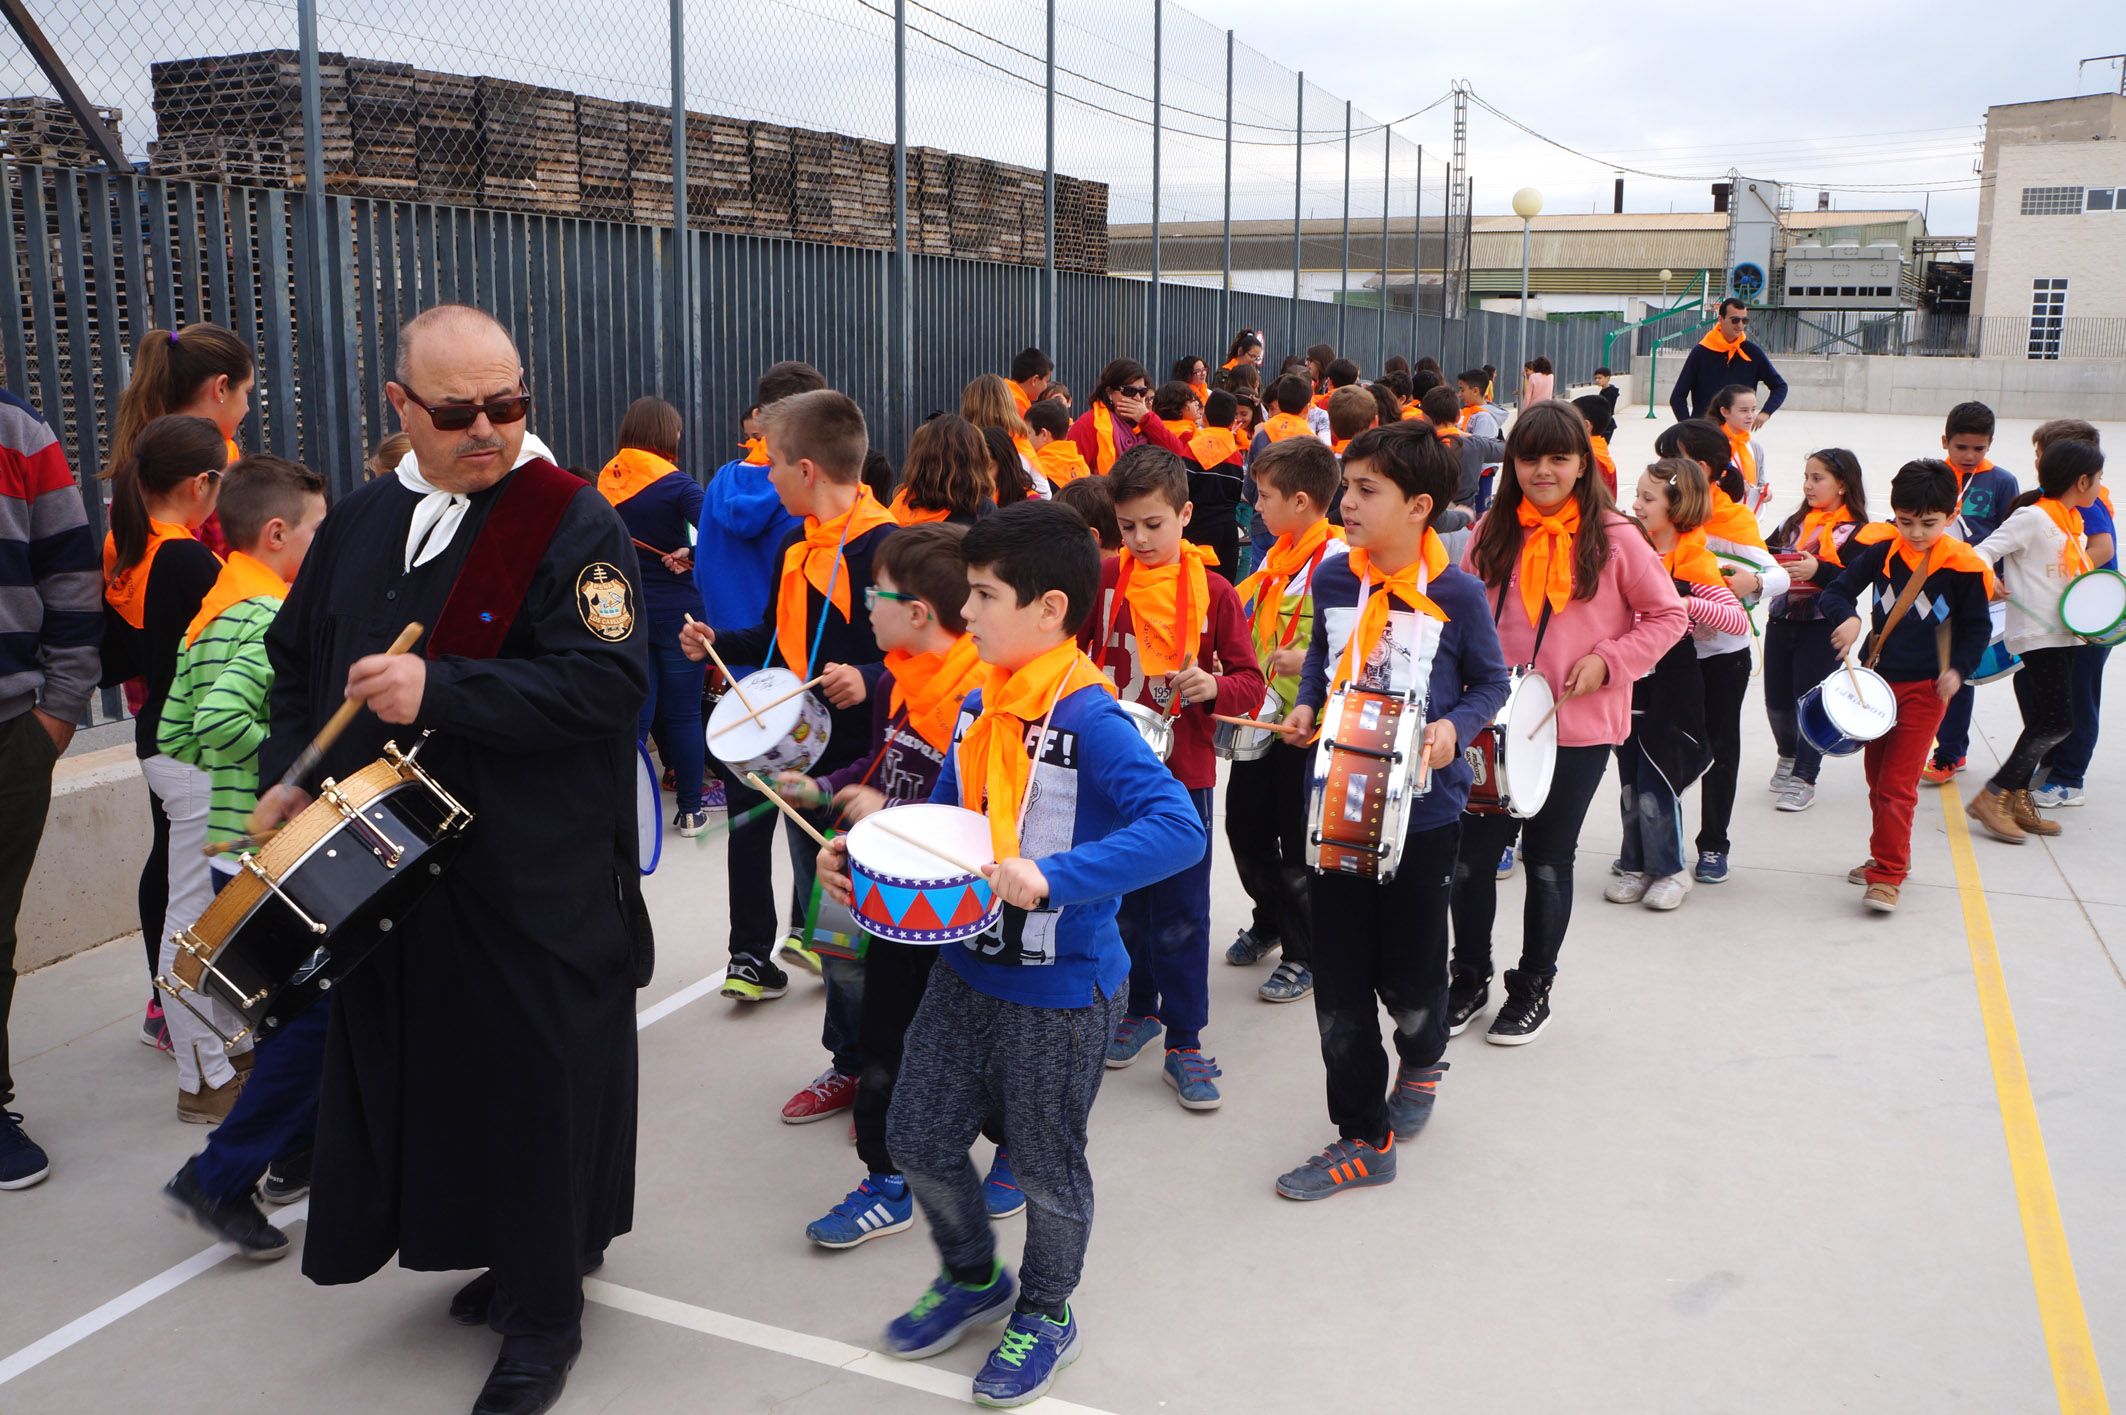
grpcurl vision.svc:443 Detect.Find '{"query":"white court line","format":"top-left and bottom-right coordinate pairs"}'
top-left (0, 966), bottom-right (727, 1389)
top-left (585, 1279), bottom-right (1118, 1415)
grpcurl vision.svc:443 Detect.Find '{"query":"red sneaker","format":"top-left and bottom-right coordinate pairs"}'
top-left (1920, 757), bottom-right (1965, 787)
top-left (782, 1069), bottom-right (858, 1124)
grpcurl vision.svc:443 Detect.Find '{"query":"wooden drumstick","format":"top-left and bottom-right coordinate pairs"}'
top-left (203, 830), bottom-right (275, 858)
top-left (1164, 654), bottom-right (1196, 719)
top-left (1211, 712), bottom-right (1303, 734)
top-left (686, 613), bottom-right (758, 714)
top-left (743, 771), bottom-right (834, 850)
top-left (710, 674), bottom-right (826, 738)
top-left (249, 621), bottom-right (423, 834)
top-left (1843, 659), bottom-right (1864, 696)
top-left (1527, 698), bottom-right (1565, 741)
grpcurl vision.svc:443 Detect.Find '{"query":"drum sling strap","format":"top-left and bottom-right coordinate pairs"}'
top-left (424, 458), bottom-right (583, 661)
top-left (1860, 549), bottom-right (1947, 676)
top-left (1492, 580), bottom-right (1555, 664)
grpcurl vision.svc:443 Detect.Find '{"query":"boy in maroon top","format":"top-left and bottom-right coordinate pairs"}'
top-left (1080, 446), bottom-right (1265, 1110)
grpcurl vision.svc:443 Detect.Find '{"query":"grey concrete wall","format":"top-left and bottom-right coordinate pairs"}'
top-left (20, 747), bottom-right (150, 974)
top-left (1630, 352), bottom-right (2126, 422)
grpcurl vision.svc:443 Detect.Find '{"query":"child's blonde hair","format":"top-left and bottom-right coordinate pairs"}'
top-left (1643, 455), bottom-right (1712, 534)
top-left (367, 432), bottom-right (412, 480)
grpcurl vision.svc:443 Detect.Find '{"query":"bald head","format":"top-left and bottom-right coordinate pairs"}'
top-left (387, 304), bottom-right (527, 493)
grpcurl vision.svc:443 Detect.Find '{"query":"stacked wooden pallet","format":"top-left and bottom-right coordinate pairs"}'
top-left (345, 59), bottom-right (418, 197)
top-left (790, 129), bottom-right (893, 247)
top-left (0, 97), bottom-right (123, 166)
top-left (415, 71), bottom-right (480, 207)
top-left (148, 50), bottom-right (353, 189)
top-left (576, 95), bottom-right (630, 220)
top-left (622, 103), bottom-right (714, 227)
top-left (474, 79), bottom-right (579, 214)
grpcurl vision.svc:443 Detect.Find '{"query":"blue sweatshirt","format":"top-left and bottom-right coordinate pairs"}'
top-left (1954, 463), bottom-right (2020, 545)
top-left (1295, 561), bottom-right (1512, 832)
top-left (611, 470), bottom-right (704, 619)
top-left (934, 683), bottom-right (1205, 1009)
top-left (695, 454), bottom-right (800, 652)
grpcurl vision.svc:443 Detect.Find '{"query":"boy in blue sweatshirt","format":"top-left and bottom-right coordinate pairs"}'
top-left (818, 499), bottom-right (1202, 1409)
top-left (1924, 400), bottom-right (2021, 785)
top-left (1274, 424), bottom-right (1511, 1199)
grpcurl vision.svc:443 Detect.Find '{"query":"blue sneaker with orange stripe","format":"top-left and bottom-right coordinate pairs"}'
top-left (981, 1148), bottom-right (1025, 1219)
top-left (806, 1173), bottom-right (913, 1249)
top-left (1274, 1134), bottom-right (1396, 1201)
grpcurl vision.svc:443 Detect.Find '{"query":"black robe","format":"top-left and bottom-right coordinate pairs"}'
top-left (262, 464), bottom-right (648, 1289)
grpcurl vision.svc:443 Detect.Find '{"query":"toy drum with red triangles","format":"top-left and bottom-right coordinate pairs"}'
top-left (844, 803), bottom-right (1001, 946)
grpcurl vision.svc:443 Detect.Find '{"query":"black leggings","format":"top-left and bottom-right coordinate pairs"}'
top-left (1695, 647), bottom-right (1753, 854)
top-left (138, 786), bottom-right (168, 983)
top-left (1450, 745), bottom-right (1612, 981)
top-left (1991, 646), bottom-right (2078, 794)
top-left (1762, 618), bottom-right (1840, 785)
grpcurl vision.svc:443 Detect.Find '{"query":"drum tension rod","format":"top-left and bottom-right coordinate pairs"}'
top-left (241, 854), bottom-right (330, 936)
top-left (320, 783), bottom-right (406, 867)
top-left (1329, 741), bottom-right (1403, 765)
top-left (1309, 832), bottom-right (1392, 858)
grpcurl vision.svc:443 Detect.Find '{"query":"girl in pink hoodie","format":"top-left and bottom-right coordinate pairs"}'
top-left (1449, 400), bottom-right (1689, 1044)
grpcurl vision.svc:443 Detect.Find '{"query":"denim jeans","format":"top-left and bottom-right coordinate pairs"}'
top-left (638, 608), bottom-right (707, 814)
top-left (1115, 786), bottom-right (1214, 1051)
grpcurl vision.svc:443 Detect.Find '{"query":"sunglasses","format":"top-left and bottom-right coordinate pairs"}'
top-left (398, 385), bottom-right (533, 432)
top-left (1724, 316), bottom-right (1750, 326)
top-left (1119, 385), bottom-right (1153, 399)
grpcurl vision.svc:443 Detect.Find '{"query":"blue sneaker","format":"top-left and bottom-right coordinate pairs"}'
top-left (1, 1111), bottom-right (51, 1190)
top-left (882, 1264), bottom-right (1017, 1359)
top-left (1496, 846), bottom-right (1517, 880)
top-left (982, 1148), bottom-right (1025, 1219)
top-left (1162, 1049), bottom-right (1223, 1111)
top-left (1693, 851), bottom-right (1730, 884)
top-left (972, 1307), bottom-right (1082, 1408)
top-left (1258, 960), bottom-right (1313, 1003)
top-left (1103, 1014), bottom-right (1162, 1069)
top-left (806, 1173), bottom-right (913, 1249)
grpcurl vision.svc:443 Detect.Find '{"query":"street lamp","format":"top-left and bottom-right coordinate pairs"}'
top-left (1660, 267), bottom-right (1673, 306)
top-left (1512, 187), bottom-right (1542, 407)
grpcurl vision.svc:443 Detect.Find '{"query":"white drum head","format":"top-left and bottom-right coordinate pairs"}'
top-left (2061, 570), bottom-right (2126, 639)
top-left (1821, 666), bottom-right (1898, 741)
top-left (847, 803), bottom-right (996, 883)
top-left (1501, 671), bottom-right (1559, 815)
top-left (635, 743), bottom-right (662, 875)
top-left (706, 667), bottom-right (807, 765)
top-left (1987, 599), bottom-right (2008, 644)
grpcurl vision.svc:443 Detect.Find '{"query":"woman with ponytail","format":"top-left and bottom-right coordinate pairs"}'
top-left (100, 415), bottom-right (235, 1086)
top-left (110, 324), bottom-right (255, 558)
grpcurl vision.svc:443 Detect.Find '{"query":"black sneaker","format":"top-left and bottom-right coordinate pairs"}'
top-left (1446, 966), bottom-right (1491, 1036)
top-left (1, 1111), bottom-right (50, 1190)
top-left (1485, 968), bottom-right (1553, 1046)
top-left (721, 954), bottom-right (789, 1003)
top-left (163, 1161), bottom-right (289, 1259)
top-left (1386, 1062), bottom-right (1448, 1139)
top-left (260, 1149), bottom-right (312, 1205)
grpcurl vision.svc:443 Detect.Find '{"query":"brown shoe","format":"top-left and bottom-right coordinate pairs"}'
top-left (1863, 883), bottom-right (1900, 912)
top-left (1847, 860), bottom-right (1876, 885)
top-left (2007, 789), bottom-right (2062, 837)
top-left (229, 1047), bottom-right (256, 1075)
top-left (1965, 787), bottom-right (2027, 845)
top-left (177, 1069), bottom-right (249, 1126)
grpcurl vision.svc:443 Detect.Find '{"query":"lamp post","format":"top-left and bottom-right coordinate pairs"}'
top-left (1512, 187), bottom-right (1542, 407)
top-left (1660, 266), bottom-right (1673, 307)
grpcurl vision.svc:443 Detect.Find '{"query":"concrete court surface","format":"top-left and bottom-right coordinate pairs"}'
top-left (3, 409), bottom-right (2123, 1414)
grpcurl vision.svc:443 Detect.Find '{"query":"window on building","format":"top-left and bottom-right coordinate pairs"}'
top-left (2028, 278), bottom-right (2067, 361)
top-left (2020, 186), bottom-right (2086, 216)
top-left (2087, 187), bottom-right (2118, 212)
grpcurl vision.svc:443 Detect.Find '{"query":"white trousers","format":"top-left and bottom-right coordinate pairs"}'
top-left (140, 753), bottom-right (251, 1092)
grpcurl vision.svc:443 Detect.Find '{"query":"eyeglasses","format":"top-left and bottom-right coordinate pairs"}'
top-left (397, 385), bottom-right (533, 432)
top-left (865, 587), bottom-right (922, 610)
top-left (1119, 385), bottom-right (1153, 399)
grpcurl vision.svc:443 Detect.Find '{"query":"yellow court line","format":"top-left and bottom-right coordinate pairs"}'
top-left (1939, 793), bottom-right (2112, 1414)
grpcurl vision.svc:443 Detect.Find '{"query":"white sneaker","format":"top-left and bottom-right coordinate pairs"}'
top-left (1642, 874), bottom-right (1691, 911)
top-left (1776, 780), bottom-right (1816, 812)
top-left (2030, 783), bottom-right (2084, 809)
top-left (1768, 757), bottom-right (1795, 792)
top-left (1604, 872), bottom-right (1648, 904)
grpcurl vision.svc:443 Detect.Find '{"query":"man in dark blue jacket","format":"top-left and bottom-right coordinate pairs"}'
top-left (1668, 299), bottom-right (1789, 424)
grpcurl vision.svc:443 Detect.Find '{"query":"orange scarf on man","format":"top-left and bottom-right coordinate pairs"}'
top-left (1698, 326), bottom-right (1752, 363)
top-left (1262, 412), bottom-right (1312, 444)
top-left (1514, 498), bottom-right (1580, 627)
top-left (1118, 541), bottom-right (1219, 675)
top-left (887, 634), bottom-right (986, 753)
top-left (103, 520), bottom-right (206, 630)
top-left (1188, 427), bottom-right (1240, 469)
top-left (958, 639), bottom-right (1115, 861)
top-left (596, 447), bottom-right (677, 507)
top-left (183, 550), bottom-right (288, 647)
top-left (1235, 518), bottom-right (1343, 656)
top-left (1330, 536), bottom-right (1450, 693)
top-left (1703, 485), bottom-right (1768, 551)
top-left (775, 487), bottom-right (898, 674)
top-left (1091, 403), bottom-right (1122, 474)
top-left (1797, 504), bottom-right (1854, 566)
top-left (1034, 438), bottom-right (1091, 487)
top-left (1725, 427), bottom-right (1757, 488)
top-left (2036, 497), bottom-right (2096, 579)
top-left (888, 486), bottom-right (952, 526)
top-left (1659, 528), bottom-right (1725, 591)
top-left (740, 436), bottom-right (770, 466)
top-left (1854, 522), bottom-right (1999, 598)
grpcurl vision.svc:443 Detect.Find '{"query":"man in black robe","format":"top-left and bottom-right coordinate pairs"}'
top-left (259, 304), bottom-right (647, 1415)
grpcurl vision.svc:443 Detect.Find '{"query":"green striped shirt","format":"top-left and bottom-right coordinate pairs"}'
top-left (157, 595), bottom-right (281, 848)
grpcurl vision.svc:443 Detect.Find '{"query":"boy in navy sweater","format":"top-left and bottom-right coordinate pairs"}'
top-left (820, 500), bottom-right (1202, 1409)
top-left (1925, 400), bottom-right (2021, 785)
top-left (1275, 424), bottom-right (1510, 1199)
top-left (1820, 460), bottom-right (1995, 913)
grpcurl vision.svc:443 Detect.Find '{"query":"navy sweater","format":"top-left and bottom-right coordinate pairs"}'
top-left (611, 470), bottom-right (704, 619)
top-left (1818, 538), bottom-right (1991, 685)
top-left (1668, 340), bottom-right (1789, 421)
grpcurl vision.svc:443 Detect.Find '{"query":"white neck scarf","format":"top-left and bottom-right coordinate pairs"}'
top-left (392, 434), bottom-right (554, 572)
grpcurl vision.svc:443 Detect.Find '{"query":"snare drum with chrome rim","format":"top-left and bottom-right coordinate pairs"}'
top-left (1305, 686), bottom-right (1425, 880)
top-left (1464, 668), bottom-right (1558, 819)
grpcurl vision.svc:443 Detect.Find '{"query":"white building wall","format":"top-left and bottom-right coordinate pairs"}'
top-left (1980, 143), bottom-right (2126, 323)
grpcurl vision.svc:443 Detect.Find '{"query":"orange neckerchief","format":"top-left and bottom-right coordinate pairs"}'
top-left (1188, 380), bottom-right (1210, 408)
top-left (597, 447), bottom-right (677, 507)
top-left (1091, 403), bottom-right (1122, 474)
top-left (103, 519), bottom-right (206, 630)
top-left (1330, 437), bottom-right (1352, 457)
top-left (1704, 485), bottom-right (1768, 551)
top-left (1311, 392), bottom-right (1332, 412)
top-left (1435, 423), bottom-right (1464, 444)
top-left (1698, 326), bottom-right (1752, 363)
top-left (1034, 438), bottom-right (1091, 487)
top-left (1331, 536), bottom-right (1451, 693)
top-left (1220, 357), bottom-right (1243, 371)
top-left (1855, 522), bottom-right (1999, 599)
top-left (1189, 427), bottom-right (1240, 469)
top-left (1456, 403), bottom-right (1480, 429)
top-left (1011, 434), bottom-right (1039, 476)
top-left (224, 437), bottom-right (241, 466)
top-left (1797, 504), bottom-right (1855, 567)
top-left (1725, 427), bottom-right (1757, 487)
top-left (1658, 527), bottom-right (1725, 590)
top-left (775, 487), bottom-right (898, 674)
top-left (1400, 404), bottom-right (1427, 422)
top-left (1262, 412), bottom-right (1312, 444)
top-left (1589, 434), bottom-right (1616, 481)
top-left (1235, 518), bottom-right (1343, 656)
top-left (1009, 380), bottom-right (1033, 415)
top-left (2036, 497), bottom-right (2096, 579)
top-left (1160, 418), bottom-right (1197, 442)
top-left (887, 634), bottom-right (986, 753)
top-left (958, 639), bottom-right (1114, 861)
top-left (183, 550), bottom-right (287, 646)
top-left (888, 486), bottom-right (952, 526)
top-left (740, 436), bottom-right (770, 466)
top-left (1515, 497), bottom-right (1581, 626)
top-left (1117, 541), bottom-right (1218, 675)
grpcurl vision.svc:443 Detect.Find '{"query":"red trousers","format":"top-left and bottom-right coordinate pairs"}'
top-left (1862, 678), bottom-right (1950, 886)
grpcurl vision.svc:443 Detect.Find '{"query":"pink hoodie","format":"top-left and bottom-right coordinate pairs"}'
top-left (1462, 510), bottom-right (1689, 748)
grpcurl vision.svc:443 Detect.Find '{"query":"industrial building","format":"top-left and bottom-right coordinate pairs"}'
top-left (1970, 92), bottom-right (2126, 353)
